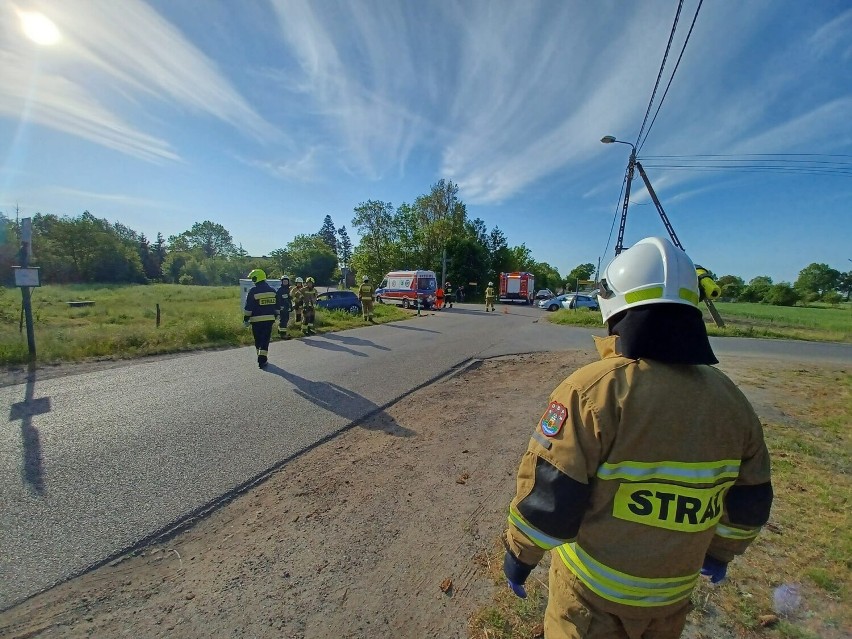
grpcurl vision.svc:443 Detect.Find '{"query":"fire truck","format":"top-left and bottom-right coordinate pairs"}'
top-left (499, 272), bottom-right (535, 304)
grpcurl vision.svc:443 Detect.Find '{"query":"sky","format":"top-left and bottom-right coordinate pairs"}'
top-left (1, 0), bottom-right (851, 284)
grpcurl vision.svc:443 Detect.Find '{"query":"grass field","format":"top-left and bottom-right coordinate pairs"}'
top-left (0, 283), bottom-right (408, 366)
top-left (2, 286), bottom-right (850, 366)
top-left (549, 301), bottom-right (852, 343)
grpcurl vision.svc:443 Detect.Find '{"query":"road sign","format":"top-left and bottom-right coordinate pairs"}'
top-left (13, 266), bottom-right (41, 287)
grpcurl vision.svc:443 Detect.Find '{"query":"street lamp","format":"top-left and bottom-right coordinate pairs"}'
top-left (600, 135), bottom-right (635, 154)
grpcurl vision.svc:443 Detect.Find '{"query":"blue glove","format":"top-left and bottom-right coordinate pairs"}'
top-left (503, 551), bottom-right (533, 599)
top-left (507, 579), bottom-right (527, 599)
top-left (700, 555), bottom-right (728, 584)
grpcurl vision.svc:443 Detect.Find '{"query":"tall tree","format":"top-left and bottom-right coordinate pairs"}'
top-left (838, 271), bottom-right (852, 301)
top-left (286, 234), bottom-right (337, 284)
top-left (169, 221), bottom-right (235, 258)
top-left (740, 276), bottom-right (773, 303)
top-left (317, 215), bottom-right (338, 255)
top-left (154, 232), bottom-right (167, 268)
top-left (716, 275), bottom-right (745, 300)
top-left (337, 226), bottom-right (353, 269)
top-left (794, 263), bottom-right (840, 301)
top-left (351, 200), bottom-right (396, 280)
top-left (565, 263), bottom-right (596, 291)
top-left (413, 179), bottom-right (467, 269)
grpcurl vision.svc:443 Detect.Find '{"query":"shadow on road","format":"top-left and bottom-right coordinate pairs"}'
top-left (8, 370), bottom-right (52, 496)
top-left (382, 323), bottom-right (441, 334)
top-left (322, 334), bottom-right (391, 351)
top-left (261, 364), bottom-right (413, 437)
top-left (299, 337), bottom-right (368, 357)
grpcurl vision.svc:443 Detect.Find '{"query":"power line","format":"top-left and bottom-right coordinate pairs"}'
top-left (637, 0), bottom-right (704, 152)
top-left (634, 0), bottom-right (685, 149)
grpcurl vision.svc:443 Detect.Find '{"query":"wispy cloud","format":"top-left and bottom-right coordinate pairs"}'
top-left (50, 186), bottom-right (169, 209)
top-left (237, 147), bottom-right (324, 183)
top-left (0, 0), bottom-right (278, 162)
top-left (809, 7), bottom-right (852, 62)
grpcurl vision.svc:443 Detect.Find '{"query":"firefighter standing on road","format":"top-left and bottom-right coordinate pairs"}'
top-left (359, 276), bottom-right (375, 322)
top-left (243, 269), bottom-right (277, 368)
top-left (444, 281), bottom-right (454, 308)
top-left (502, 237), bottom-right (773, 639)
top-left (292, 277), bottom-right (305, 326)
top-left (485, 281), bottom-right (496, 312)
top-left (276, 275), bottom-right (292, 339)
top-left (435, 285), bottom-right (444, 310)
top-left (301, 276), bottom-right (318, 335)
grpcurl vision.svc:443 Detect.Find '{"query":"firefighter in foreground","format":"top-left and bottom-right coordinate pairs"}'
top-left (243, 269), bottom-right (277, 368)
top-left (359, 275), bottom-right (375, 322)
top-left (292, 276), bottom-right (305, 326)
top-left (503, 236), bottom-right (773, 639)
top-left (301, 276), bottom-right (318, 335)
top-left (276, 275), bottom-right (292, 339)
top-left (485, 281), bottom-right (496, 312)
top-left (444, 280), bottom-right (454, 308)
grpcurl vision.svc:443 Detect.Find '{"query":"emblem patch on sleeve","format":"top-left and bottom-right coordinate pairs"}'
top-left (540, 401), bottom-right (568, 437)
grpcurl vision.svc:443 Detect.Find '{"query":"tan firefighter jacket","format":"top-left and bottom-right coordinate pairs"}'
top-left (301, 287), bottom-right (317, 307)
top-left (358, 283), bottom-right (374, 301)
top-left (505, 335), bottom-right (772, 618)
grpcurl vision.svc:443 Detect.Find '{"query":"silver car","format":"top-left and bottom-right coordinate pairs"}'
top-left (560, 294), bottom-right (599, 311)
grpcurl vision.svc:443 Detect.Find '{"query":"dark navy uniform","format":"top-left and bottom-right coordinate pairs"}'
top-left (244, 280), bottom-right (277, 367)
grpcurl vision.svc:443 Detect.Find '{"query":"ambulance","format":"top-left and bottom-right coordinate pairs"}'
top-left (499, 272), bottom-right (535, 304)
top-left (375, 270), bottom-right (438, 309)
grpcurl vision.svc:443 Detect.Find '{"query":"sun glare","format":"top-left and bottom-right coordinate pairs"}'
top-left (19, 10), bottom-right (61, 46)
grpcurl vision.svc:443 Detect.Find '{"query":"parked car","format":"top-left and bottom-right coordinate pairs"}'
top-left (316, 290), bottom-right (362, 314)
top-left (560, 294), bottom-right (600, 311)
top-left (539, 294), bottom-right (568, 311)
top-left (538, 293), bottom-right (600, 312)
top-left (534, 289), bottom-right (554, 300)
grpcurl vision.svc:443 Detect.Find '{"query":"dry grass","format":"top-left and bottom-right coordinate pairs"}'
top-left (469, 362), bottom-right (851, 639)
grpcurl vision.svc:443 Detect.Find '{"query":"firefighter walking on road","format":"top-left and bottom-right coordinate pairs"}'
top-left (301, 276), bottom-right (318, 335)
top-left (444, 281), bottom-right (454, 308)
top-left (485, 281), bottom-right (496, 312)
top-left (292, 277), bottom-right (305, 326)
top-left (502, 237), bottom-right (773, 639)
top-left (276, 275), bottom-right (293, 339)
top-left (243, 269), bottom-right (277, 368)
top-left (359, 276), bottom-right (375, 322)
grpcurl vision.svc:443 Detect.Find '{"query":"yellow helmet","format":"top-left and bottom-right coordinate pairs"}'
top-left (306, 276), bottom-right (315, 284)
top-left (248, 268), bottom-right (266, 283)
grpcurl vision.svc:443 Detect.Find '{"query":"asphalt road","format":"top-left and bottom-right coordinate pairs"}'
top-left (1, 303), bottom-right (850, 610)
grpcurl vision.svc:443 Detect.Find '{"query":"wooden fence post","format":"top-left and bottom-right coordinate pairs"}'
top-left (156, 303), bottom-right (160, 328)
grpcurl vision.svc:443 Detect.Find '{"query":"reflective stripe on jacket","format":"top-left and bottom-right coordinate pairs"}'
top-left (243, 281), bottom-right (278, 323)
top-left (505, 334), bottom-right (772, 617)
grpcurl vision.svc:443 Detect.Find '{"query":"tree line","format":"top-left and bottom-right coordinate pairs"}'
top-left (1, 180), bottom-right (849, 305)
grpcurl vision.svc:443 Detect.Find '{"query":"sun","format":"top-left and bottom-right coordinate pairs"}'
top-left (18, 10), bottom-right (61, 46)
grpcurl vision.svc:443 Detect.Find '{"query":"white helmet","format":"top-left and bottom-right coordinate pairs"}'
top-left (598, 236), bottom-right (700, 324)
top-left (295, 277), bottom-right (304, 284)
top-left (488, 281), bottom-right (493, 286)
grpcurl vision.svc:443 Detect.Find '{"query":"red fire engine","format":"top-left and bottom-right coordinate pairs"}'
top-left (499, 272), bottom-right (535, 304)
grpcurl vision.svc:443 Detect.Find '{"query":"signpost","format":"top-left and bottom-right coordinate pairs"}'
top-left (14, 218), bottom-right (39, 362)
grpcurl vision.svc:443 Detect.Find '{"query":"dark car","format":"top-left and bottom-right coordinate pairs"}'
top-left (534, 289), bottom-right (554, 300)
top-left (316, 290), bottom-right (362, 314)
